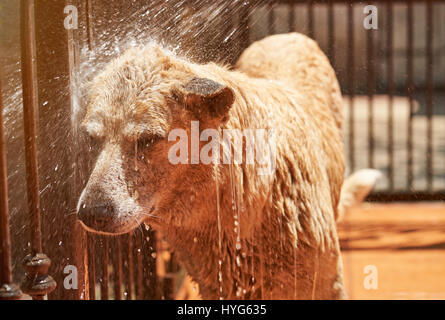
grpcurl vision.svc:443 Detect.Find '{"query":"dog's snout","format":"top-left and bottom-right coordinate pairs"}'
top-left (78, 204), bottom-right (115, 229)
top-left (76, 143), bottom-right (144, 234)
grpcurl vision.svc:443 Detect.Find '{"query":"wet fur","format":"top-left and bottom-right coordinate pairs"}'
top-left (80, 33), bottom-right (353, 299)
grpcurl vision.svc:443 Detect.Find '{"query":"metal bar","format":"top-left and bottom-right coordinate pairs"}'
top-left (20, 0), bottom-right (56, 301)
top-left (85, 0), bottom-right (94, 50)
top-left (268, 2), bottom-right (275, 35)
top-left (20, 0), bottom-right (42, 257)
top-left (79, 0), bottom-right (96, 301)
top-left (87, 234), bottom-right (96, 300)
top-left (126, 233), bottom-right (134, 299)
top-left (307, 0), bottom-right (314, 39)
top-left (327, 0), bottom-right (335, 66)
top-left (100, 236), bottom-right (109, 300)
top-left (407, 0), bottom-right (414, 189)
top-left (347, 1), bottom-right (355, 172)
top-left (163, 253), bottom-right (177, 300)
top-left (135, 232), bottom-right (143, 300)
top-left (387, 1), bottom-right (394, 190)
top-left (368, 191), bottom-right (445, 202)
top-left (33, 0), bottom-right (87, 300)
top-left (227, 4), bottom-right (237, 65)
top-left (0, 70), bottom-right (23, 300)
top-left (367, 5), bottom-right (375, 169)
top-left (288, 3), bottom-right (295, 31)
top-left (142, 228), bottom-right (157, 299)
top-left (239, 1), bottom-right (250, 47)
top-left (113, 237), bottom-right (123, 300)
top-left (425, 0), bottom-right (433, 190)
top-left (0, 77), bottom-right (12, 286)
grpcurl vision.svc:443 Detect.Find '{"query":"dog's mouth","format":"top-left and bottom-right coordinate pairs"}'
top-left (78, 212), bottom-right (146, 236)
top-left (76, 181), bottom-right (160, 235)
top-left (77, 203), bottom-right (157, 235)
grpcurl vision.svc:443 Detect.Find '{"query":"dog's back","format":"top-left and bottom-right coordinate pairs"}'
top-left (236, 33), bottom-right (380, 222)
top-left (236, 33), bottom-right (343, 129)
top-left (236, 33), bottom-right (346, 219)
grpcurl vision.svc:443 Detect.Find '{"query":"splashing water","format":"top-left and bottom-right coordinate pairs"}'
top-left (229, 161), bottom-right (245, 298)
top-left (1, 0), bottom-right (274, 297)
top-left (70, 0), bottom-right (273, 301)
top-left (214, 158), bottom-right (224, 299)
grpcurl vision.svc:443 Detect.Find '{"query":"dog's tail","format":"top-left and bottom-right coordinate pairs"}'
top-left (337, 169), bottom-right (381, 221)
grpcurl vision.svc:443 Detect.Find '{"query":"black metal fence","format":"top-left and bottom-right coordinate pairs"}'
top-left (248, 0), bottom-right (445, 201)
top-left (0, 0), bottom-right (444, 300)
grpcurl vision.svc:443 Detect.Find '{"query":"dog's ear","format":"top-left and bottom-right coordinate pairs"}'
top-left (173, 77), bottom-right (234, 119)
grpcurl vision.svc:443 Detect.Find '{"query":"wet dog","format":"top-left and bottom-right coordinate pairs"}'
top-left (77, 33), bottom-right (379, 299)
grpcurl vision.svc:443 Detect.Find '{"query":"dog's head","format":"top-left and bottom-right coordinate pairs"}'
top-left (77, 45), bottom-right (235, 235)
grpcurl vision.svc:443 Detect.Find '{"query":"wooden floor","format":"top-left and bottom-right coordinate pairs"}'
top-left (338, 203), bottom-right (445, 300)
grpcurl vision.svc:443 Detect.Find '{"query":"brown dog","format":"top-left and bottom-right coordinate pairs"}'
top-left (77, 33), bottom-right (379, 299)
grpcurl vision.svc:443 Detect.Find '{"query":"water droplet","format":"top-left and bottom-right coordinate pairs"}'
top-left (236, 256), bottom-right (241, 267)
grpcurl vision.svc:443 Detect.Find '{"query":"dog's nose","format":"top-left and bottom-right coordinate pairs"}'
top-left (77, 204), bottom-right (115, 230)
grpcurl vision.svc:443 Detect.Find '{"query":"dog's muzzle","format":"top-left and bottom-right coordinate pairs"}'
top-left (77, 204), bottom-right (115, 232)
